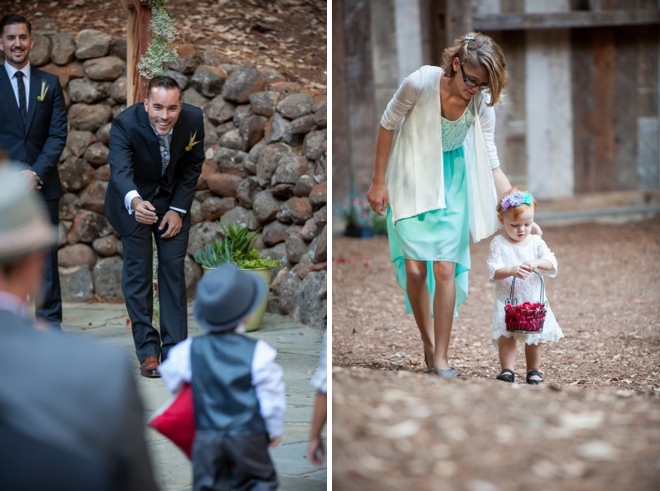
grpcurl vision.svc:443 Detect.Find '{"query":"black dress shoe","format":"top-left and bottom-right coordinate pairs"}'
top-left (140, 356), bottom-right (161, 378)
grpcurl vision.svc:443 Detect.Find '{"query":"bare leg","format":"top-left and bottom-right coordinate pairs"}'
top-left (404, 259), bottom-right (434, 366)
top-left (431, 261), bottom-right (456, 371)
top-left (525, 343), bottom-right (542, 381)
top-left (498, 335), bottom-right (517, 372)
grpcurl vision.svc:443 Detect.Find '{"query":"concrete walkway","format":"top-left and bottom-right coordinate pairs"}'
top-left (62, 303), bottom-right (326, 491)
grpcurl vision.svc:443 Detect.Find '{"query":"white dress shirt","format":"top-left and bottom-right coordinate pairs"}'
top-left (3, 62), bottom-right (31, 112)
top-left (381, 65), bottom-right (500, 242)
top-left (158, 331), bottom-right (287, 437)
top-left (124, 126), bottom-right (185, 215)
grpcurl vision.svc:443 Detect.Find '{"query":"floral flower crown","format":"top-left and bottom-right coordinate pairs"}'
top-left (500, 191), bottom-right (533, 212)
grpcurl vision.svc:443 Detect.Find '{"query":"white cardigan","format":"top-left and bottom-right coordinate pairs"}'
top-left (381, 65), bottom-right (500, 242)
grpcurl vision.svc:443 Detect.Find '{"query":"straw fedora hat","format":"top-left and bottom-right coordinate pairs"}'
top-left (0, 164), bottom-right (58, 262)
top-left (193, 264), bottom-right (267, 333)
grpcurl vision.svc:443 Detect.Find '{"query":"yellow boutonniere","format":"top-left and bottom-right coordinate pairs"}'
top-left (185, 130), bottom-right (201, 152)
top-left (37, 80), bottom-right (49, 102)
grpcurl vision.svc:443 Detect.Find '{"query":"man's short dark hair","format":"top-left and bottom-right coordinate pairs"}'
top-left (147, 76), bottom-right (181, 98)
top-left (0, 14), bottom-right (32, 37)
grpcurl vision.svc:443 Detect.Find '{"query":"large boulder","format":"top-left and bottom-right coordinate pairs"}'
top-left (214, 148), bottom-right (250, 177)
top-left (83, 56), bottom-right (126, 81)
top-left (252, 190), bottom-right (282, 224)
top-left (291, 270), bottom-right (327, 329)
top-left (308, 181), bottom-right (327, 208)
top-left (222, 65), bottom-right (265, 104)
top-left (235, 176), bottom-right (261, 209)
top-left (278, 270), bottom-right (301, 315)
top-left (75, 29), bottom-right (112, 60)
top-left (285, 232), bottom-right (307, 264)
top-left (249, 91), bottom-right (279, 117)
top-left (256, 143), bottom-right (291, 188)
top-left (95, 123), bottom-right (112, 145)
top-left (220, 207), bottom-right (257, 230)
top-left (187, 220), bottom-right (223, 257)
top-left (110, 37), bottom-right (127, 60)
top-left (206, 173), bottom-right (243, 198)
top-left (206, 95), bottom-right (235, 125)
top-left (271, 154), bottom-right (310, 187)
top-left (67, 211), bottom-right (112, 244)
top-left (40, 62), bottom-right (85, 87)
top-left (303, 129), bottom-right (327, 161)
top-left (83, 142), bottom-right (109, 167)
top-left (293, 174), bottom-right (316, 197)
top-left (190, 65), bottom-right (228, 98)
top-left (277, 197), bottom-right (313, 225)
top-left (68, 103), bottom-right (112, 132)
top-left (59, 157), bottom-right (95, 193)
top-left (168, 44), bottom-right (201, 75)
top-left (59, 193), bottom-right (82, 221)
top-left (261, 220), bottom-right (289, 247)
top-left (59, 266), bottom-right (94, 302)
top-left (308, 225), bottom-right (327, 263)
top-left (182, 87), bottom-right (209, 110)
top-left (290, 114), bottom-right (316, 134)
top-left (184, 255), bottom-right (203, 298)
top-left (201, 196), bottom-right (235, 221)
top-left (92, 235), bottom-right (120, 257)
top-left (276, 93), bottom-right (314, 120)
top-left (79, 180), bottom-right (108, 214)
top-left (28, 34), bottom-right (51, 67)
top-left (93, 256), bottom-right (124, 301)
top-left (58, 243), bottom-right (97, 270)
top-left (239, 114), bottom-right (268, 150)
top-left (68, 79), bottom-right (112, 104)
top-left (110, 77), bottom-right (127, 103)
top-left (265, 113), bottom-right (292, 144)
top-left (66, 130), bottom-right (97, 157)
top-left (51, 32), bottom-right (76, 65)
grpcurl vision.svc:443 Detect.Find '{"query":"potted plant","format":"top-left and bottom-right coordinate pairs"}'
top-left (193, 223), bottom-right (279, 332)
top-left (335, 196), bottom-right (388, 238)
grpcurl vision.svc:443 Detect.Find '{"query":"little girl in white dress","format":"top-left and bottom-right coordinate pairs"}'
top-left (486, 188), bottom-right (563, 385)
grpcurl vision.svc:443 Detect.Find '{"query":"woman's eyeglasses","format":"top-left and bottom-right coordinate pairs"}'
top-left (460, 64), bottom-right (489, 91)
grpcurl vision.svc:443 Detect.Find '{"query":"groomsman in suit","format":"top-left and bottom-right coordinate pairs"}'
top-left (104, 75), bottom-right (204, 377)
top-left (0, 14), bottom-right (67, 330)
top-left (0, 166), bottom-right (158, 491)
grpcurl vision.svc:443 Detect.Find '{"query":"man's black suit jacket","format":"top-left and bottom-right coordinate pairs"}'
top-left (0, 65), bottom-right (67, 201)
top-left (104, 101), bottom-right (205, 236)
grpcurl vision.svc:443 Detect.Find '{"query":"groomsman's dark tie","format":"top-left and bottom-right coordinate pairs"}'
top-left (157, 134), bottom-right (170, 176)
top-left (15, 71), bottom-right (27, 125)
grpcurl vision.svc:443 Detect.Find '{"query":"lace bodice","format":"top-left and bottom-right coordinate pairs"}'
top-left (442, 98), bottom-right (475, 151)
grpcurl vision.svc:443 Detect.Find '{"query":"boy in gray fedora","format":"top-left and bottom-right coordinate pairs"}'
top-left (159, 264), bottom-right (286, 491)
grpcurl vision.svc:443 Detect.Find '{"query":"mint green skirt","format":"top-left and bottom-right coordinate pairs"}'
top-left (387, 146), bottom-right (470, 317)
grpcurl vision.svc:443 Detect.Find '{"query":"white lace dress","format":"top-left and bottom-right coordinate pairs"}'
top-left (487, 235), bottom-right (564, 345)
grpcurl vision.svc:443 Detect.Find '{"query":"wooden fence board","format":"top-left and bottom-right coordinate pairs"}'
top-left (332, 0), bottom-right (350, 208)
top-left (614, 26), bottom-right (639, 190)
top-left (572, 28), bottom-right (596, 193)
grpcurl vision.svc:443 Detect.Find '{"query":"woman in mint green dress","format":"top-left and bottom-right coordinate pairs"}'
top-left (368, 32), bottom-right (541, 377)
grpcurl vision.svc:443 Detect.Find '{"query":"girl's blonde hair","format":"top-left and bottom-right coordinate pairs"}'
top-left (441, 32), bottom-right (509, 107)
top-left (496, 187), bottom-right (537, 221)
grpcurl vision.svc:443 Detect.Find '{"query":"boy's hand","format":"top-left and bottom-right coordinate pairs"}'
top-left (268, 435), bottom-right (281, 448)
top-left (510, 264), bottom-right (532, 279)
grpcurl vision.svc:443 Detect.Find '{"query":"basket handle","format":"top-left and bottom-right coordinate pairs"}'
top-left (506, 270), bottom-right (545, 306)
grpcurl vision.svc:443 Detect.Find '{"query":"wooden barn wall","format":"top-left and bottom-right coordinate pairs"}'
top-left (572, 25), bottom-right (659, 194)
top-left (332, 0), bottom-right (376, 207)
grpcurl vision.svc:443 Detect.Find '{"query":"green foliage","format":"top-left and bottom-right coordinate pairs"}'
top-left (137, 0), bottom-right (179, 79)
top-left (193, 223), bottom-right (280, 270)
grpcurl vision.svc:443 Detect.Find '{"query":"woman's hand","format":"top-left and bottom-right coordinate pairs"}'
top-left (531, 222), bottom-right (543, 236)
top-left (367, 183), bottom-right (389, 216)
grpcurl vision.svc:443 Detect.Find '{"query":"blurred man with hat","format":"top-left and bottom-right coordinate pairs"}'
top-left (159, 264), bottom-right (286, 491)
top-left (0, 165), bottom-right (158, 490)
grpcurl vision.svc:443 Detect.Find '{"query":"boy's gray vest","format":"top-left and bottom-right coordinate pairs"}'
top-left (191, 332), bottom-right (267, 436)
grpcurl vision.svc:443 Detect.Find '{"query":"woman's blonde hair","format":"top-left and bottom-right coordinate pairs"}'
top-left (441, 32), bottom-right (509, 107)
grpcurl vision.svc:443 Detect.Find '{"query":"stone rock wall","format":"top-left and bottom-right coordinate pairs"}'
top-left (14, 29), bottom-right (327, 330)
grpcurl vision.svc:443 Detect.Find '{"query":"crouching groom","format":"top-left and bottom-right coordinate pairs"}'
top-left (104, 75), bottom-right (204, 377)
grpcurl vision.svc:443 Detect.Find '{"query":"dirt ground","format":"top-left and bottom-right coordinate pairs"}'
top-left (15, 0), bottom-right (327, 89)
top-left (332, 216), bottom-right (660, 490)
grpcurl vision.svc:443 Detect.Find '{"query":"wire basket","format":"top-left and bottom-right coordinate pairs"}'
top-left (504, 270), bottom-right (547, 333)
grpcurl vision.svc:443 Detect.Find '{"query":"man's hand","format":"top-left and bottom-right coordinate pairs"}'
top-left (159, 210), bottom-right (182, 239)
top-left (20, 170), bottom-right (40, 190)
top-left (132, 198), bottom-right (159, 225)
top-left (268, 435), bottom-right (281, 449)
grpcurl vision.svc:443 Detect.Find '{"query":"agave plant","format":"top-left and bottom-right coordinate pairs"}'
top-left (194, 222), bottom-right (279, 270)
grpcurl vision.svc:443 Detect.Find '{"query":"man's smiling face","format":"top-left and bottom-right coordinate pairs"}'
top-left (144, 86), bottom-right (182, 136)
top-left (0, 22), bottom-right (33, 69)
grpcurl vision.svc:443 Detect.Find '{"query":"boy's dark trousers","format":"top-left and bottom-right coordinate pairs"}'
top-left (192, 432), bottom-right (277, 491)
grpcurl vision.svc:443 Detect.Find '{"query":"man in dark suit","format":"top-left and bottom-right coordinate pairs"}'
top-left (0, 14), bottom-right (67, 330)
top-left (104, 75), bottom-right (204, 377)
top-left (0, 166), bottom-right (158, 491)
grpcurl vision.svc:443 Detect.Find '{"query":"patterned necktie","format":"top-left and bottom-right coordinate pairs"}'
top-left (15, 71), bottom-right (27, 125)
top-left (157, 134), bottom-right (170, 176)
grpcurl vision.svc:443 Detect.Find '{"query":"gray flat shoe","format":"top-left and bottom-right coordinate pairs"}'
top-left (435, 368), bottom-right (460, 378)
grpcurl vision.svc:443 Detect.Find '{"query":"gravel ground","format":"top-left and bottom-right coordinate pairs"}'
top-left (332, 216), bottom-right (660, 490)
